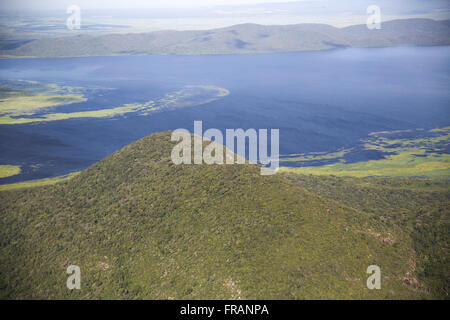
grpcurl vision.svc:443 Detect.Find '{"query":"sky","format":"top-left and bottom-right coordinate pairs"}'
top-left (0, 0), bottom-right (448, 31)
top-left (1, 0), bottom-right (448, 14)
top-left (0, 0), bottom-right (308, 10)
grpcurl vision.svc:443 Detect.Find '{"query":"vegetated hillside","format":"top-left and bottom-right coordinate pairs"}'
top-left (0, 131), bottom-right (431, 299)
top-left (2, 18), bottom-right (450, 58)
top-left (281, 173), bottom-right (449, 299)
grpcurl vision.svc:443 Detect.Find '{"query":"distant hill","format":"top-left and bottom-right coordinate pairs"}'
top-left (1, 131), bottom-right (448, 299)
top-left (2, 18), bottom-right (450, 58)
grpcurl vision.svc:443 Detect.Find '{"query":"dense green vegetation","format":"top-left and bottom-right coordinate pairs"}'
top-left (0, 165), bottom-right (21, 179)
top-left (0, 131), bottom-right (447, 299)
top-left (281, 173), bottom-right (449, 299)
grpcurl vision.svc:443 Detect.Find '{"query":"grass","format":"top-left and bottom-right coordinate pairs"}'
top-left (280, 149), bottom-right (350, 162)
top-left (0, 102), bottom-right (157, 124)
top-left (0, 172), bottom-right (80, 191)
top-left (279, 152), bottom-right (450, 178)
top-left (279, 128), bottom-right (450, 179)
top-left (0, 83), bottom-right (229, 125)
top-left (0, 94), bottom-right (87, 115)
top-left (0, 165), bottom-right (21, 178)
top-left (0, 80), bottom-right (88, 120)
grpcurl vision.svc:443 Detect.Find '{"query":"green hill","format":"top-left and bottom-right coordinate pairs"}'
top-left (281, 173), bottom-right (449, 299)
top-left (0, 131), bottom-right (447, 299)
top-left (2, 19), bottom-right (450, 58)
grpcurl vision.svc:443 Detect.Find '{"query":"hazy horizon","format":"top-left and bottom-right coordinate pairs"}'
top-left (1, 0), bottom-right (449, 30)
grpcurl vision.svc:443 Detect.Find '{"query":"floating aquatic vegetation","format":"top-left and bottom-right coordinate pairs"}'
top-left (0, 80), bottom-right (230, 124)
top-left (279, 127), bottom-right (450, 179)
top-left (0, 165), bottom-right (21, 178)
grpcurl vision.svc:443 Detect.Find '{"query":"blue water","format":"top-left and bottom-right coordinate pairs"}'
top-left (0, 46), bottom-right (449, 183)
